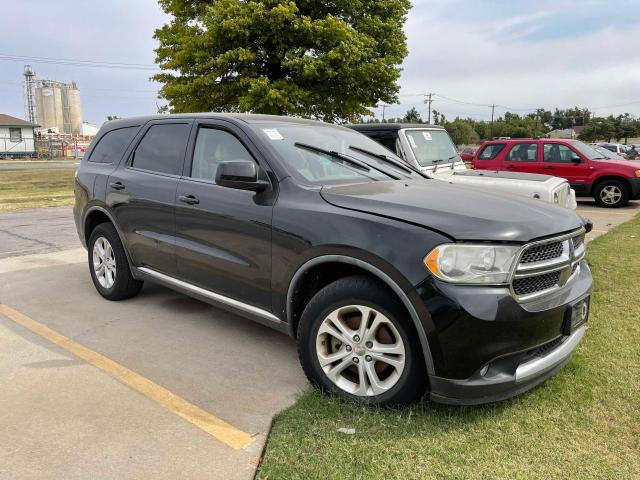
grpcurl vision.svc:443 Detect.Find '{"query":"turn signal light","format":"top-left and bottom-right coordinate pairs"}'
top-left (423, 248), bottom-right (439, 275)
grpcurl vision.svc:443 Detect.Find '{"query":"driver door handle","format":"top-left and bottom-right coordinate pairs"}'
top-left (109, 181), bottom-right (125, 190)
top-left (178, 194), bottom-right (200, 205)
top-left (505, 164), bottom-right (515, 169)
top-left (544, 166), bottom-right (554, 170)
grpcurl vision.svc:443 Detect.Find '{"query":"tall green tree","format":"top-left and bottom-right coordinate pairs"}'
top-left (153, 0), bottom-right (411, 122)
top-left (402, 107), bottom-right (422, 123)
top-left (445, 118), bottom-right (479, 146)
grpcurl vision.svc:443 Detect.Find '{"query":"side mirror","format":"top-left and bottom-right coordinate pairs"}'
top-left (571, 155), bottom-right (582, 163)
top-left (215, 160), bottom-right (269, 192)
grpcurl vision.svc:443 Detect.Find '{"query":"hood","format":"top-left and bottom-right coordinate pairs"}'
top-left (451, 170), bottom-right (556, 183)
top-left (320, 180), bottom-right (583, 242)
top-left (594, 159), bottom-right (640, 169)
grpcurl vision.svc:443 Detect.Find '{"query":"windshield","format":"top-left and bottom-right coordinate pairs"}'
top-left (251, 122), bottom-right (421, 185)
top-left (403, 129), bottom-right (459, 167)
top-left (594, 146), bottom-right (623, 160)
top-left (571, 140), bottom-right (607, 160)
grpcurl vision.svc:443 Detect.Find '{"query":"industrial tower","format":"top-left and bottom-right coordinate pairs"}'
top-left (23, 65), bottom-right (37, 124)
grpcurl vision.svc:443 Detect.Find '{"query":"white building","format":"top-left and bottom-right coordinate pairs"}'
top-left (80, 122), bottom-right (99, 137)
top-left (0, 114), bottom-right (38, 157)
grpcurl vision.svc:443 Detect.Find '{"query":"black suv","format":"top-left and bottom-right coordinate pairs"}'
top-left (74, 114), bottom-right (592, 406)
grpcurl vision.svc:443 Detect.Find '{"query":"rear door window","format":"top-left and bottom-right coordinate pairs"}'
top-left (477, 143), bottom-right (505, 160)
top-left (506, 143), bottom-right (538, 162)
top-left (130, 123), bottom-right (191, 175)
top-left (88, 126), bottom-right (139, 164)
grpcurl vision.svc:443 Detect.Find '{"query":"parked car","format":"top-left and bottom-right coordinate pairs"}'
top-left (349, 123), bottom-right (576, 209)
top-left (472, 138), bottom-right (640, 208)
top-left (597, 143), bottom-right (629, 159)
top-left (75, 114), bottom-right (592, 406)
top-left (594, 145), bottom-right (627, 161)
top-left (459, 146), bottom-right (477, 162)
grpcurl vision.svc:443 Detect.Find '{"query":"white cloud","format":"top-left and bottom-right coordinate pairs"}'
top-left (389, 5), bottom-right (640, 120)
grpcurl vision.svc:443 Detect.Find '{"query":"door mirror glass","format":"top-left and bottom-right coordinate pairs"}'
top-left (215, 160), bottom-right (268, 192)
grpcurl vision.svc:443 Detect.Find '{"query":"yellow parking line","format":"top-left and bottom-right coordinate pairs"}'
top-left (0, 304), bottom-right (253, 450)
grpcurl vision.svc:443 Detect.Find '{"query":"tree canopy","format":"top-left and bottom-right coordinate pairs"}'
top-left (153, 0), bottom-right (411, 122)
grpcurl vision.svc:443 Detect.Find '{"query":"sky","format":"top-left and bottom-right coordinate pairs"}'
top-left (1, 0), bottom-right (639, 125)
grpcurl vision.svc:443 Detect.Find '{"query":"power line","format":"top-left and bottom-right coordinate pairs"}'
top-left (0, 53), bottom-right (159, 71)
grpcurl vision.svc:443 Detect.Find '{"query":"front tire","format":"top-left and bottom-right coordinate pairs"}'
top-left (594, 180), bottom-right (629, 208)
top-left (297, 275), bottom-right (427, 407)
top-left (88, 223), bottom-right (143, 300)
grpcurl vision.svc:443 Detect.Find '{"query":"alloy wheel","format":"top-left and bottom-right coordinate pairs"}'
top-left (600, 185), bottom-right (622, 205)
top-left (315, 305), bottom-right (406, 397)
top-left (92, 236), bottom-right (116, 289)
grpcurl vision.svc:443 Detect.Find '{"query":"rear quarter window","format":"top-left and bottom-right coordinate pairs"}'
top-left (477, 143), bottom-right (506, 160)
top-left (88, 126), bottom-right (139, 164)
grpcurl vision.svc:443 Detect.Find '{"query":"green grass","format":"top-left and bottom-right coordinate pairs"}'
top-left (258, 216), bottom-right (640, 480)
top-left (0, 168), bottom-right (76, 211)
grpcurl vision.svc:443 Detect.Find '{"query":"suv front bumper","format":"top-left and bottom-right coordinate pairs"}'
top-left (630, 177), bottom-right (640, 200)
top-left (416, 260), bottom-right (592, 405)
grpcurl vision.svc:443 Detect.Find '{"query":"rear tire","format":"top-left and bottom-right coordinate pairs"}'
top-left (297, 275), bottom-right (428, 407)
top-left (88, 223), bottom-right (143, 300)
top-left (594, 180), bottom-right (629, 208)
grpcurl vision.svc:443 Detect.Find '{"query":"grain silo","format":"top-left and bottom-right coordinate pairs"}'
top-left (35, 80), bottom-right (83, 135)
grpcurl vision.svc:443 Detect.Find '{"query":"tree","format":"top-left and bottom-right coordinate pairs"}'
top-left (578, 118), bottom-right (617, 142)
top-left (153, 0), bottom-right (411, 122)
top-left (432, 110), bottom-right (446, 125)
top-left (445, 118), bottom-right (479, 146)
top-left (402, 107), bottom-right (422, 123)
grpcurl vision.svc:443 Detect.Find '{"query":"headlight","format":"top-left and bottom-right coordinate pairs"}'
top-left (423, 244), bottom-right (520, 284)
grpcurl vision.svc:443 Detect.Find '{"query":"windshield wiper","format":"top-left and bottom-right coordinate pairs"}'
top-left (294, 143), bottom-right (371, 172)
top-left (348, 145), bottom-right (422, 177)
top-left (431, 155), bottom-right (458, 173)
top-left (294, 143), bottom-right (399, 180)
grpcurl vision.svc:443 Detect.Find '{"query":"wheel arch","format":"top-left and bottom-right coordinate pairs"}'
top-left (592, 175), bottom-right (631, 193)
top-left (83, 206), bottom-right (135, 271)
top-left (286, 254), bottom-right (435, 376)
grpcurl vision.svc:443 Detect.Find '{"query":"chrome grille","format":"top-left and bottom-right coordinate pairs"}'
top-left (572, 235), bottom-right (583, 249)
top-left (513, 271), bottom-right (561, 296)
top-left (520, 242), bottom-right (563, 264)
top-left (511, 229), bottom-right (586, 301)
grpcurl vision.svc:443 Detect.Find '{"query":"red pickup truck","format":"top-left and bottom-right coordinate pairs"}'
top-left (472, 138), bottom-right (640, 208)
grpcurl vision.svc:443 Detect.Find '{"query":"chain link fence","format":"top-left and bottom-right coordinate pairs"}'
top-left (1, 136), bottom-right (90, 159)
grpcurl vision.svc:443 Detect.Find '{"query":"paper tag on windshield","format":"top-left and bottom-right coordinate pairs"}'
top-left (407, 135), bottom-right (417, 148)
top-left (422, 132), bottom-right (432, 141)
top-left (262, 128), bottom-right (283, 140)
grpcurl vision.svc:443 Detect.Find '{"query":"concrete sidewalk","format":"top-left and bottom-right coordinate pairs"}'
top-left (0, 251), bottom-right (306, 480)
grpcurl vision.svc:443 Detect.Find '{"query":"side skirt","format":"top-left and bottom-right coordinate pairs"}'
top-left (135, 266), bottom-right (289, 335)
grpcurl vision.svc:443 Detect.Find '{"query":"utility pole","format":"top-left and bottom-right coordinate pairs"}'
top-left (424, 93), bottom-right (435, 124)
top-left (489, 104), bottom-right (495, 138)
top-left (381, 104), bottom-right (388, 122)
